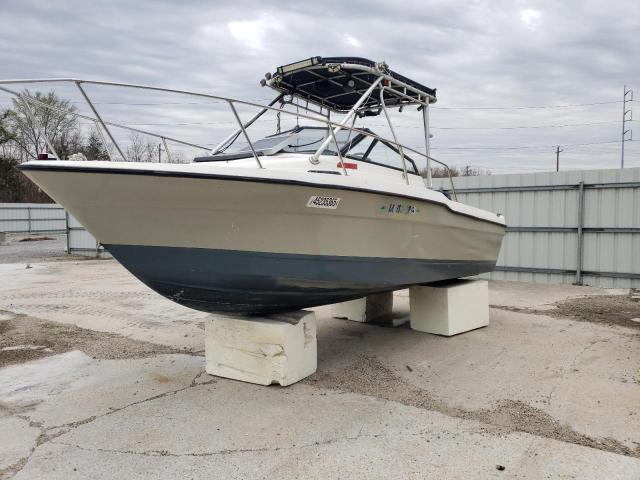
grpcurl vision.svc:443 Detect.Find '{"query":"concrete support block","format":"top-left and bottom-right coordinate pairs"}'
top-left (332, 292), bottom-right (393, 323)
top-left (205, 310), bottom-right (317, 386)
top-left (410, 279), bottom-right (489, 336)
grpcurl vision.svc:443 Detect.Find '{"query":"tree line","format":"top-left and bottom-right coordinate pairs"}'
top-left (0, 90), bottom-right (182, 202)
top-left (428, 165), bottom-right (490, 178)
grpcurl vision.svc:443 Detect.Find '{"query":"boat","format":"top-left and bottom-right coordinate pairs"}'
top-left (8, 56), bottom-right (505, 314)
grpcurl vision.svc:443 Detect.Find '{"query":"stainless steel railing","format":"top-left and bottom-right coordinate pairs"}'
top-left (0, 78), bottom-right (457, 200)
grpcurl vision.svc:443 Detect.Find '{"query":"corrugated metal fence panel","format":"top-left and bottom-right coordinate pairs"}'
top-left (432, 167), bottom-right (640, 288)
top-left (67, 213), bottom-right (107, 256)
top-left (0, 203), bottom-right (66, 233)
top-left (4, 168), bottom-right (640, 282)
top-left (579, 170), bottom-right (640, 288)
top-left (0, 203), bottom-right (106, 257)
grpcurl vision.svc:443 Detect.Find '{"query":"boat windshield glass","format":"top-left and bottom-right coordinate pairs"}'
top-left (344, 136), bottom-right (418, 173)
top-left (285, 128), bottom-right (363, 154)
top-left (220, 126), bottom-right (418, 173)
top-left (224, 127), bottom-right (356, 155)
top-left (224, 132), bottom-right (291, 153)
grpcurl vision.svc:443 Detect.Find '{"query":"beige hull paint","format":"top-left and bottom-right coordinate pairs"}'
top-left (25, 170), bottom-right (504, 262)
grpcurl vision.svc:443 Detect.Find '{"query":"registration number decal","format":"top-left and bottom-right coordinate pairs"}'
top-left (306, 196), bottom-right (341, 209)
top-left (380, 203), bottom-right (420, 214)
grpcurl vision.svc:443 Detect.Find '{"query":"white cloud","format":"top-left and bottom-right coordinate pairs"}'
top-left (520, 8), bottom-right (542, 29)
top-left (345, 35), bottom-right (361, 48)
top-left (227, 15), bottom-right (281, 51)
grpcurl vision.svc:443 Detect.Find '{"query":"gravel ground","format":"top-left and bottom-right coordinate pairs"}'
top-left (493, 294), bottom-right (640, 330)
top-left (0, 233), bottom-right (71, 264)
top-left (308, 355), bottom-right (637, 457)
top-left (0, 312), bottom-right (187, 368)
top-left (552, 294), bottom-right (640, 329)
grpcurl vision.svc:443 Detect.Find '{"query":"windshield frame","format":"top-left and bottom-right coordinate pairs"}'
top-left (201, 125), bottom-right (419, 174)
top-left (342, 133), bottom-right (419, 175)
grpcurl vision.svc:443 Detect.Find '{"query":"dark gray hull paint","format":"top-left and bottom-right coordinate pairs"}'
top-left (104, 244), bottom-right (496, 314)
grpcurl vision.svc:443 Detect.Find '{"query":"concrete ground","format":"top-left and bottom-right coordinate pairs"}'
top-left (0, 256), bottom-right (639, 479)
top-left (0, 234), bottom-right (69, 264)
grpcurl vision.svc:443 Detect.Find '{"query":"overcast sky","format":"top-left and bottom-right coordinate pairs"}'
top-left (1, 0), bottom-right (638, 172)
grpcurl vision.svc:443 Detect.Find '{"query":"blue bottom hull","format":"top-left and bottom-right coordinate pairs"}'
top-left (104, 244), bottom-right (495, 314)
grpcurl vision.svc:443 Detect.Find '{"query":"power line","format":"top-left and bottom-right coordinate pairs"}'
top-left (4, 108), bottom-right (634, 131)
top-left (344, 119), bottom-right (634, 132)
top-left (1, 95), bottom-right (634, 110)
top-left (68, 119), bottom-right (628, 129)
top-left (431, 120), bottom-right (626, 130)
top-left (433, 100), bottom-right (632, 110)
top-left (430, 139), bottom-right (636, 151)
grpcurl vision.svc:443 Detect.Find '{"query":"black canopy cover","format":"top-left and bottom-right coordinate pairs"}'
top-left (268, 56), bottom-right (437, 113)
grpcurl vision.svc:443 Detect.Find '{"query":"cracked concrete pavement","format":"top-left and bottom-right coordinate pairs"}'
top-left (1, 259), bottom-right (639, 479)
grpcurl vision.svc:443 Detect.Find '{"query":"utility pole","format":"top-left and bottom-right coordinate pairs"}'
top-left (621, 85), bottom-right (633, 168)
top-left (555, 146), bottom-right (563, 172)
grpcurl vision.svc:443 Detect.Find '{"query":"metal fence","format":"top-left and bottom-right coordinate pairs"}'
top-left (433, 167), bottom-right (640, 288)
top-left (0, 203), bottom-right (66, 233)
top-left (4, 167), bottom-right (640, 286)
top-left (65, 213), bottom-right (106, 256)
top-left (0, 203), bottom-right (106, 257)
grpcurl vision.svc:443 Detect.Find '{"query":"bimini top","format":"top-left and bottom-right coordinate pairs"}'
top-left (265, 56), bottom-right (437, 114)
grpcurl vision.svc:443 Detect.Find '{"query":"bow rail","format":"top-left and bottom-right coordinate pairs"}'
top-left (0, 78), bottom-right (457, 200)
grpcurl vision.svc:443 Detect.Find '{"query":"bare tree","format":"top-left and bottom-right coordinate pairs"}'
top-left (461, 165), bottom-right (490, 176)
top-left (7, 90), bottom-right (81, 161)
top-left (427, 165), bottom-right (490, 178)
top-left (126, 132), bottom-right (157, 162)
top-left (0, 110), bottom-right (12, 145)
top-left (0, 108), bottom-right (53, 202)
top-left (429, 166), bottom-right (460, 178)
top-left (170, 151), bottom-right (186, 163)
top-left (0, 108), bottom-right (21, 168)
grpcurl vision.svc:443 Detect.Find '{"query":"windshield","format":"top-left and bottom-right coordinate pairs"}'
top-left (344, 136), bottom-right (418, 173)
top-left (219, 126), bottom-right (418, 174)
top-left (224, 132), bottom-right (292, 154)
top-left (224, 127), bottom-right (358, 155)
top-left (281, 128), bottom-right (357, 154)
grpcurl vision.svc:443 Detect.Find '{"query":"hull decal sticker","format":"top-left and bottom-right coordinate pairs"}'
top-left (306, 195), bottom-right (340, 209)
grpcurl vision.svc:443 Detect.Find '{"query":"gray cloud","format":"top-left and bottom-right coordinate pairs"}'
top-left (0, 0), bottom-right (637, 171)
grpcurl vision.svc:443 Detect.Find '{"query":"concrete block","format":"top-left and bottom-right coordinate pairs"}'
top-left (205, 310), bottom-right (317, 386)
top-left (332, 292), bottom-right (393, 323)
top-left (410, 279), bottom-right (489, 336)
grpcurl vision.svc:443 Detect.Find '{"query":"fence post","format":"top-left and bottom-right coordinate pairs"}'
top-left (27, 206), bottom-right (32, 234)
top-left (575, 181), bottom-right (585, 285)
top-left (65, 211), bottom-right (71, 254)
